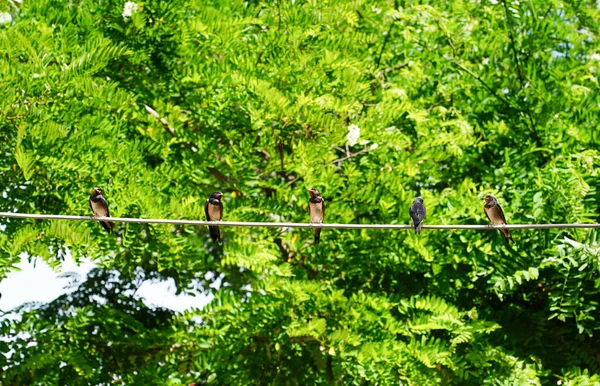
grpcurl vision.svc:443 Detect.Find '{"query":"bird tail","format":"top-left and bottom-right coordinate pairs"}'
top-left (501, 229), bottom-right (513, 244)
top-left (314, 228), bottom-right (321, 244)
top-left (100, 221), bottom-right (114, 233)
top-left (209, 226), bottom-right (221, 243)
top-left (414, 221), bottom-right (423, 235)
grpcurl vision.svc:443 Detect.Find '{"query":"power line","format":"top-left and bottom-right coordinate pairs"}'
top-left (0, 212), bottom-right (599, 230)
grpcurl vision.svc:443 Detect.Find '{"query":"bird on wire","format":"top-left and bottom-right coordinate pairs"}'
top-left (308, 188), bottom-right (325, 244)
top-left (409, 196), bottom-right (426, 235)
top-left (205, 191), bottom-right (224, 243)
top-left (89, 187), bottom-right (114, 233)
top-left (483, 195), bottom-right (514, 243)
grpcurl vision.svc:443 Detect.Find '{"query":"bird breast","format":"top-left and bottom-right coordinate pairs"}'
top-left (309, 203), bottom-right (323, 223)
top-left (208, 203), bottom-right (222, 221)
top-left (486, 207), bottom-right (505, 225)
top-left (91, 200), bottom-right (108, 217)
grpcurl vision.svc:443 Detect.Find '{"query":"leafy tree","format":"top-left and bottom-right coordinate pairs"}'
top-left (1, 0), bottom-right (599, 384)
top-left (1, 269), bottom-right (175, 385)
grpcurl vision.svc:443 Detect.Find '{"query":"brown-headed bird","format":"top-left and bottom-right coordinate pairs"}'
top-left (483, 195), bottom-right (513, 243)
top-left (89, 187), bottom-right (114, 233)
top-left (308, 188), bottom-right (325, 244)
top-left (205, 192), bottom-right (224, 243)
top-left (409, 197), bottom-right (426, 235)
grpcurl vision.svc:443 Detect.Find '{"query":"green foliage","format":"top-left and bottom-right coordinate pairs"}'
top-left (0, 269), bottom-right (176, 385)
top-left (545, 234), bottom-right (600, 335)
top-left (1, 0), bottom-right (600, 384)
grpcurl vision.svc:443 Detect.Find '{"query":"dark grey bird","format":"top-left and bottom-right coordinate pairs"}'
top-left (308, 188), bottom-right (325, 244)
top-left (89, 187), bottom-right (114, 233)
top-left (483, 195), bottom-right (513, 243)
top-left (205, 192), bottom-right (224, 243)
top-left (409, 196), bottom-right (426, 235)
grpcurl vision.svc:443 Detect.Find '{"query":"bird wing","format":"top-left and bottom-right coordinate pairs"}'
top-left (204, 199), bottom-right (210, 221)
top-left (417, 206), bottom-right (425, 222)
top-left (495, 203), bottom-right (508, 224)
top-left (100, 196), bottom-right (110, 217)
top-left (410, 204), bottom-right (424, 224)
top-left (321, 198), bottom-right (325, 221)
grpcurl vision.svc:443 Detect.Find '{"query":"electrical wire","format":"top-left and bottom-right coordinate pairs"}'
top-left (1, 212), bottom-right (599, 230)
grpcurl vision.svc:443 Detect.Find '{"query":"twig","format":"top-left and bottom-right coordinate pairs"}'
top-left (328, 147), bottom-right (370, 165)
top-left (452, 62), bottom-right (513, 110)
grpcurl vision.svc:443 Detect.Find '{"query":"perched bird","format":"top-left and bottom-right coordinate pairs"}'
top-left (205, 192), bottom-right (224, 243)
top-left (409, 197), bottom-right (426, 235)
top-left (89, 187), bottom-right (114, 233)
top-left (308, 188), bottom-right (325, 244)
top-left (483, 195), bottom-right (513, 243)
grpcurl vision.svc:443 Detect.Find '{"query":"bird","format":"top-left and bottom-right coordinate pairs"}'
top-left (205, 192), bottom-right (224, 243)
top-left (89, 187), bottom-right (114, 233)
top-left (409, 196), bottom-right (426, 235)
top-left (308, 188), bottom-right (325, 244)
top-left (483, 195), bottom-right (514, 243)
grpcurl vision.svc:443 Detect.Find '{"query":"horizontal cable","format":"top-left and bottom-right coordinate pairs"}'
top-left (0, 212), bottom-right (599, 230)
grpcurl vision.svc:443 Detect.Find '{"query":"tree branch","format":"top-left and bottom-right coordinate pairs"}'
top-left (501, 0), bottom-right (543, 148)
top-left (502, 0), bottom-right (525, 85)
top-left (451, 62), bottom-right (513, 110)
top-left (288, 336), bottom-right (318, 342)
top-left (328, 146), bottom-right (370, 165)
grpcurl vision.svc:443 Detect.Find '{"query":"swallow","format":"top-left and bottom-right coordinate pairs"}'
top-left (409, 197), bottom-right (426, 235)
top-left (308, 188), bottom-right (325, 244)
top-left (89, 187), bottom-right (114, 233)
top-left (205, 192), bottom-right (224, 243)
top-left (483, 195), bottom-right (513, 243)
